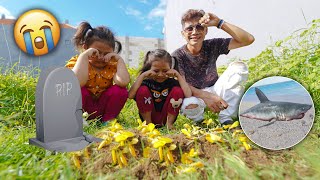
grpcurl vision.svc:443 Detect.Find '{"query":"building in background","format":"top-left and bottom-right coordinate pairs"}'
top-left (0, 15), bottom-right (164, 71)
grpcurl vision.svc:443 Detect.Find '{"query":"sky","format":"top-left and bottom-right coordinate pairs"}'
top-left (0, 0), bottom-right (319, 64)
top-left (0, 0), bottom-right (166, 38)
top-left (252, 76), bottom-right (292, 87)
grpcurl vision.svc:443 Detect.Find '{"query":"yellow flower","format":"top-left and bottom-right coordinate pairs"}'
top-left (114, 131), bottom-right (135, 142)
top-left (242, 141), bottom-right (252, 150)
top-left (152, 137), bottom-right (173, 148)
top-left (238, 135), bottom-right (248, 142)
top-left (128, 144), bottom-right (137, 157)
top-left (143, 147), bottom-right (151, 158)
top-left (232, 129), bottom-right (243, 137)
top-left (176, 166), bottom-right (196, 174)
top-left (202, 118), bottom-right (213, 126)
top-left (167, 150), bottom-right (174, 163)
top-left (131, 138), bottom-right (139, 144)
top-left (148, 129), bottom-right (161, 138)
top-left (211, 127), bottom-right (226, 133)
top-left (83, 147), bottom-right (90, 159)
top-left (183, 123), bottom-right (192, 130)
top-left (158, 146), bottom-right (164, 162)
top-left (181, 148), bottom-right (198, 164)
top-left (229, 121), bottom-right (240, 129)
top-left (205, 133), bottom-right (224, 143)
top-left (107, 120), bottom-right (123, 132)
top-left (181, 129), bottom-right (192, 139)
top-left (190, 161), bottom-right (204, 168)
top-left (111, 149), bottom-right (117, 164)
top-left (72, 154), bottom-right (81, 169)
top-left (140, 122), bottom-right (155, 134)
top-left (169, 144), bottom-right (177, 150)
top-left (120, 153), bottom-right (128, 166)
top-left (222, 124), bottom-right (232, 129)
top-left (97, 137), bottom-right (112, 150)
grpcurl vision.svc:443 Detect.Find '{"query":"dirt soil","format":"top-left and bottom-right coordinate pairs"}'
top-left (79, 129), bottom-right (308, 179)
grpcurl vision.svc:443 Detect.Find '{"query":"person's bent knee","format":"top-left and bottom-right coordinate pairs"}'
top-left (136, 86), bottom-right (150, 97)
top-left (170, 86), bottom-right (184, 96)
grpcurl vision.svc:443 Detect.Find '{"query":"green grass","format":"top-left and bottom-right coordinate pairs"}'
top-left (0, 19), bottom-right (320, 179)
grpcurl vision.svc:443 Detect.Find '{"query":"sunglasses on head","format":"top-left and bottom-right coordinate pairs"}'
top-left (183, 24), bottom-right (205, 33)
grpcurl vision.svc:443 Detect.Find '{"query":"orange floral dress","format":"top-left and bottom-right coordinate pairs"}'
top-left (65, 55), bottom-right (118, 97)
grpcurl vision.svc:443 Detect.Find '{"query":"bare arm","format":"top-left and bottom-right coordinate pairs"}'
top-left (72, 48), bottom-right (98, 87)
top-left (199, 13), bottom-right (255, 50)
top-left (128, 70), bottom-right (156, 99)
top-left (113, 58), bottom-right (130, 87)
top-left (104, 53), bottom-right (130, 88)
top-left (166, 69), bottom-right (192, 98)
top-left (222, 22), bottom-right (255, 50)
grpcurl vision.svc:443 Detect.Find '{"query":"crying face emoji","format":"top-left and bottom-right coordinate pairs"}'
top-left (14, 9), bottom-right (60, 56)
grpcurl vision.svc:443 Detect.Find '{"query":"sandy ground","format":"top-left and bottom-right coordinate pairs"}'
top-left (239, 102), bottom-right (315, 150)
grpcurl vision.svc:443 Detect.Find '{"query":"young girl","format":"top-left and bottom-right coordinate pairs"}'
top-left (66, 22), bottom-right (130, 123)
top-left (128, 49), bottom-right (191, 129)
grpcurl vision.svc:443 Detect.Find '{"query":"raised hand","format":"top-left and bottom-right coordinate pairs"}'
top-left (83, 48), bottom-right (99, 61)
top-left (199, 13), bottom-right (221, 27)
top-left (103, 52), bottom-right (121, 63)
top-left (165, 69), bottom-right (179, 78)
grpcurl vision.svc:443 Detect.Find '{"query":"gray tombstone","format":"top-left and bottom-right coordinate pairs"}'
top-left (29, 67), bottom-right (102, 152)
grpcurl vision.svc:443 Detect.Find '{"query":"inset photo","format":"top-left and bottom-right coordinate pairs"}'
top-left (239, 76), bottom-right (314, 150)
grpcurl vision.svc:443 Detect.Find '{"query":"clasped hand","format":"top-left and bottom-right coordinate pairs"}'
top-left (202, 91), bottom-right (228, 113)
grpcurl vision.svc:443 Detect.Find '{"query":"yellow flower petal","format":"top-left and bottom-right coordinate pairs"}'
top-left (137, 119), bottom-right (142, 126)
top-left (243, 141), bottom-right (252, 150)
top-left (212, 127), bottom-right (226, 133)
top-left (180, 167), bottom-right (196, 173)
top-left (147, 123), bottom-right (155, 132)
top-left (222, 124), bottom-right (231, 129)
top-left (167, 150), bottom-right (174, 163)
top-left (153, 139), bottom-right (167, 148)
top-left (206, 133), bottom-right (223, 143)
top-left (98, 139), bottom-right (110, 150)
top-left (238, 135), bottom-right (248, 142)
top-left (112, 149), bottom-right (117, 164)
top-left (190, 161), bottom-right (204, 168)
top-left (181, 129), bottom-right (192, 138)
top-left (202, 118), bottom-right (213, 126)
top-left (149, 129), bottom-right (161, 138)
top-left (120, 153), bottom-right (128, 166)
top-left (188, 148), bottom-right (198, 157)
top-left (229, 121), bottom-right (240, 129)
top-left (232, 129), bottom-right (243, 137)
top-left (83, 147), bottom-right (90, 159)
top-left (169, 144), bottom-right (177, 150)
top-left (131, 138), bottom-right (139, 144)
top-left (183, 123), bottom-right (192, 130)
top-left (73, 154), bottom-right (81, 169)
top-left (129, 144), bottom-right (137, 157)
top-left (158, 146), bottom-right (164, 162)
top-left (143, 147), bottom-right (151, 158)
top-left (114, 131), bottom-right (135, 142)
